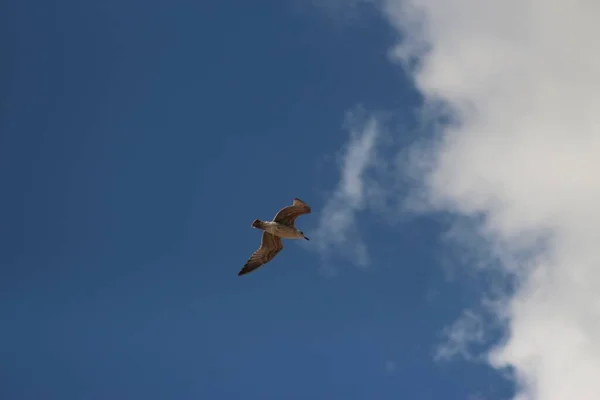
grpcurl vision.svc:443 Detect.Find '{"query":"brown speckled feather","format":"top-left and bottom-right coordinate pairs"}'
top-left (272, 197), bottom-right (311, 227)
top-left (238, 232), bottom-right (284, 276)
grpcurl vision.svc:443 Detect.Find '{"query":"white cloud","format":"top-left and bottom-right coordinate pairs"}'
top-left (374, 1), bottom-right (600, 399)
top-left (313, 1), bottom-right (600, 396)
top-left (312, 113), bottom-right (382, 271)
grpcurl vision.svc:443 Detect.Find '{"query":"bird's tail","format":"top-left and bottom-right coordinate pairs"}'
top-left (251, 219), bottom-right (266, 230)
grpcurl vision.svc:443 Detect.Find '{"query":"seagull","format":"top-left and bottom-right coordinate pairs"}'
top-left (238, 197), bottom-right (311, 276)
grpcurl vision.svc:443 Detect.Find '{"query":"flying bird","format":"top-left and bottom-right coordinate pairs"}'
top-left (238, 197), bottom-right (311, 276)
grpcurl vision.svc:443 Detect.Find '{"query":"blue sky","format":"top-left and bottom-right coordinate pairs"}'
top-left (0, 1), bottom-right (543, 399)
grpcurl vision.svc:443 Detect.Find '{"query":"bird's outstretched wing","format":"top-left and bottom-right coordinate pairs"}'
top-left (238, 232), bottom-right (284, 276)
top-left (272, 197), bottom-right (311, 227)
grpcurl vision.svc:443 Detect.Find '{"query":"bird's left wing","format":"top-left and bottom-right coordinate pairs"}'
top-left (238, 232), bottom-right (284, 276)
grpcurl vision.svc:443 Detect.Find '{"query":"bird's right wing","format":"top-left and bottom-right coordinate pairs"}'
top-left (238, 232), bottom-right (284, 276)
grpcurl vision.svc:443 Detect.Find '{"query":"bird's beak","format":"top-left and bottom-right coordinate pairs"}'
top-left (304, 236), bottom-right (310, 241)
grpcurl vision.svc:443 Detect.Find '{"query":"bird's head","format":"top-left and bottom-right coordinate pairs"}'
top-left (300, 231), bottom-right (310, 241)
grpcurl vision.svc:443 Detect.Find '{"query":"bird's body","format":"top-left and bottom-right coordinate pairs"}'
top-left (238, 197), bottom-right (311, 276)
top-left (251, 220), bottom-right (306, 239)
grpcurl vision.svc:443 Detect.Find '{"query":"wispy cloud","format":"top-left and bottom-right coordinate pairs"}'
top-left (312, 113), bottom-right (382, 272)
top-left (434, 310), bottom-right (485, 362)
top-left (384, 359), bottom-right (397, 374)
